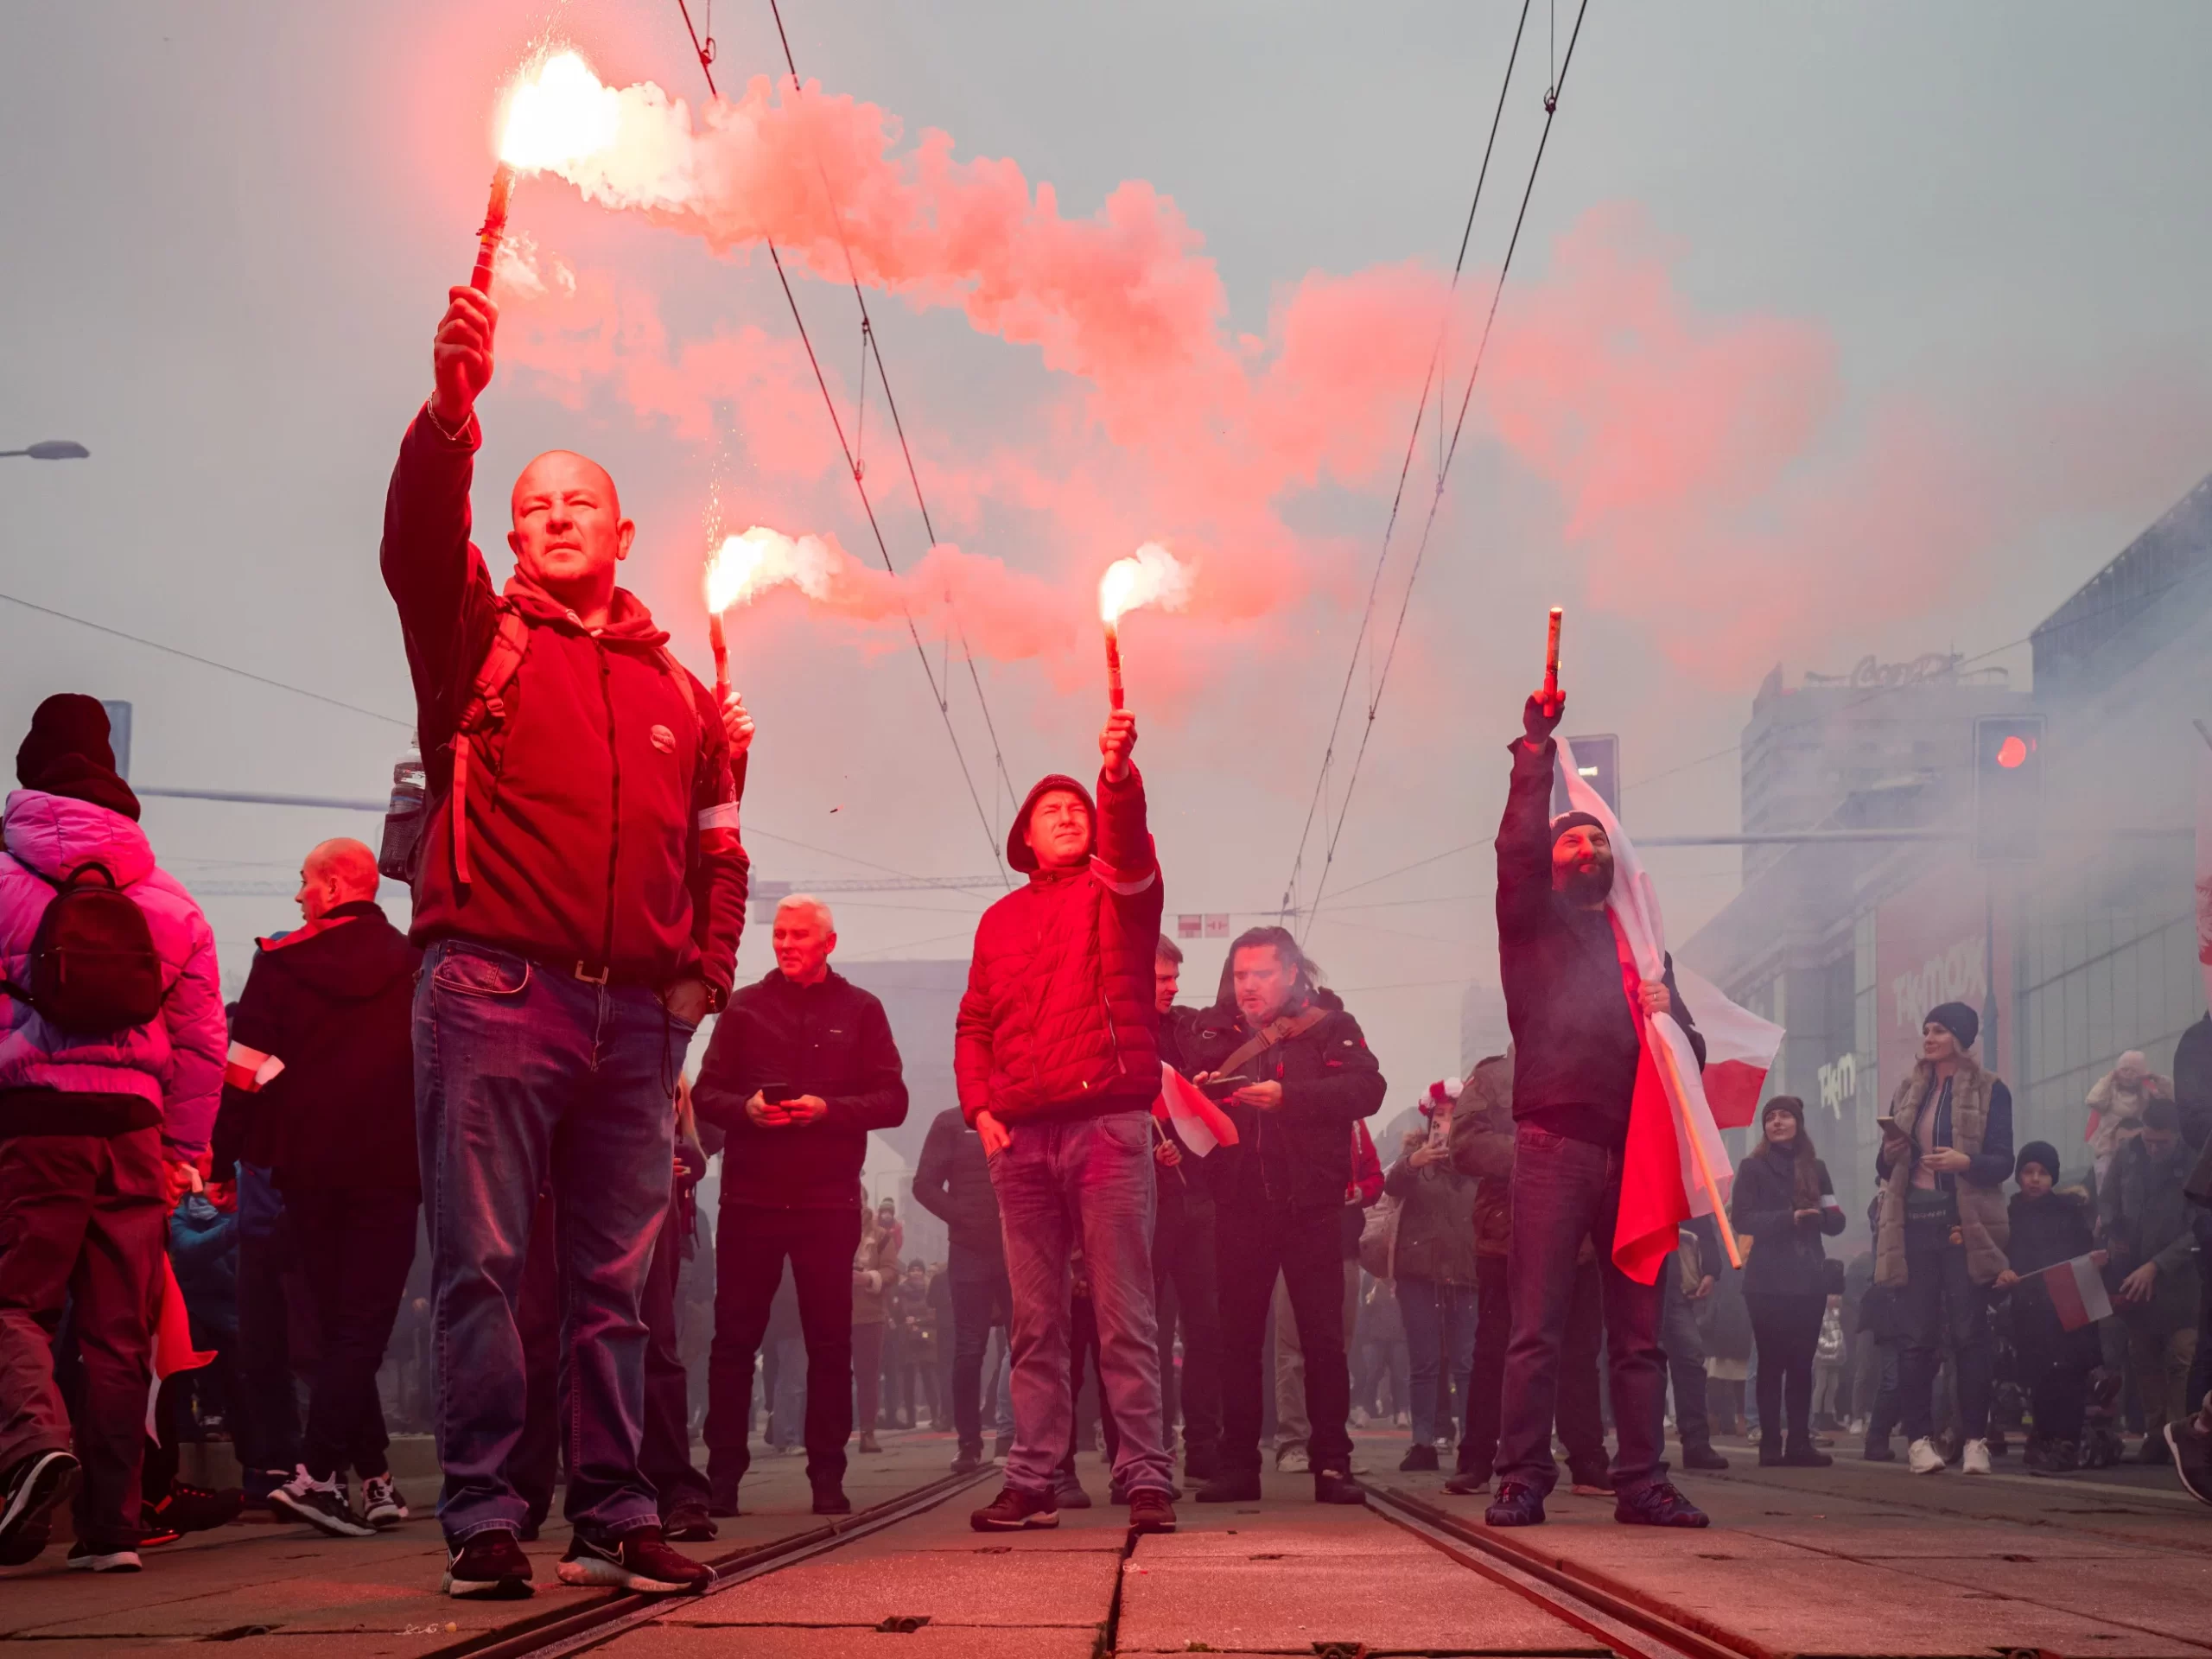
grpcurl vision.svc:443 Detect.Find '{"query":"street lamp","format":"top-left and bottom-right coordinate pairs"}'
top-left (0, 442), bottom-right (90, 461)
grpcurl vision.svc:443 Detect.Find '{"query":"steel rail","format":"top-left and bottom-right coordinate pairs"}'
top-left (425, 1465), bottom-right (995, 1659)
top-left (1364, 1482), bottom-right (1771, 1659)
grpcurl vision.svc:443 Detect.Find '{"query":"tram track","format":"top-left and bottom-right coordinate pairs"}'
top-left (1363, 1483), bottom-right (1772, 1659)
top-left (423, 1465), bottom-right (995, 1659)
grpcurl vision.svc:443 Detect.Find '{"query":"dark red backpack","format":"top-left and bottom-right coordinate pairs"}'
top-left (2, 861), bottom-right (167, 1034)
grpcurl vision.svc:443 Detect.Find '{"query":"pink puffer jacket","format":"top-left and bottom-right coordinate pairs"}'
top-left (0, 790), bottom-right (226, 1155)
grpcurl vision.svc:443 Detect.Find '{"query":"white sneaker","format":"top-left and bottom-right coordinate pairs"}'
top-left (1274, 1446), bottom-right (1310, 1474)
top-left (1907, 1437), bottom-right (1945, 1475)
top-left (1961, 1438), bottom-right (1991, 1475)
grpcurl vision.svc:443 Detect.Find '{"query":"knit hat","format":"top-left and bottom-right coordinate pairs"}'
top-left (1006, 773), bottom-right (1096, 874)
top-left (15, 693), bottom-right (139, 822)
top-left (2016, 1141), bottom-right (2062, 1182)
top-left (1549, 810), bottom-right (1605, 846)
top-left (2144, 1098), bottom-right (2182, 1134)
top-left (1420, 1077), bottom-right (1463, 1118)
top-left (1923, 1001), bottom-right (1978, 1052)
top-left (1761, 1096), bottom-right (1806, 1133)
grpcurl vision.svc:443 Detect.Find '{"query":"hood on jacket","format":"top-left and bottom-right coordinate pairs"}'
top-left (257, 901), bottom-right (416, 1001)
top-left (3, 789), bottom-right (156, 888)
top-left (1007, 773), bottom-right (1096, 874)
top-left (500, 576), bottom-right (671, 649)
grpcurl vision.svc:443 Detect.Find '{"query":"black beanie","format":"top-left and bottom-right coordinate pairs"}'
top-left (2016, 1141), bottom-right (2061, 1182)
top-left (16, 694), bottom-right (139, 822)
top-left (1549, 810), bottom-right (1605, 845)
top-left (1924, 1001), bottom-right (1978, 1052)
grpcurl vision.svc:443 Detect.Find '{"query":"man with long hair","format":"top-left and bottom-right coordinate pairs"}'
top-left (1186, 928), bottom-right (1384, 1504)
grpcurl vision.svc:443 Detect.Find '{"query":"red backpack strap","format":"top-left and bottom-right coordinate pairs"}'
top-left (449, 606), bottom-right (533, 890)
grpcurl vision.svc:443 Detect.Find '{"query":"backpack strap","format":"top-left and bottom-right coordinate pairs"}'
top-left (448, 606), bottom-right (533, 891)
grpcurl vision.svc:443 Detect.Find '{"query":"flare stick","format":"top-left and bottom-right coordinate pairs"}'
top-left (1104, 621), bottom-right (1125, 711)
top-left (469, 163), bottom-right (516, 295)
top-left (706, 611), bottom-right (747, 802)
top-left (1543, 607), bottom-right (1563, 703)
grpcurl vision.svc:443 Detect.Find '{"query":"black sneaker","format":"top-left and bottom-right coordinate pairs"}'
top-left (271, 1469), bottom-right (375, 1538)
top-left (1680, 1445), bottom-right (1731, 1471)
top-left (0, 1449), bottom-right (77, 1563)
top-left (0, 1510), bottom-right (52, 1567)
top-left (443, 1529), bottom-right (536, 1599)
top-left (664, 1502), bottom-right (719, 1541)
top-left (950, 1451), bottom-right (982, 1475)
top-left (558, 1526), bottom-right (714, 1594)
top-left (360, 1474), bottom-right (410, 1529)
top-left (969, 1485), bottom-right (1059, 1531)
top-left (1615, 1480), bottom-right (1709, 1528)
top-left (2167, 1411), bottom-right (2212, 1508)
top-left (810, 1484), bottom-right (853, 1516)
top-left (1398, 1443), bottom-right (1440, 1472)
top-left (708, 1487), bottom-right (741, 1518)
top-left (1484, 1478), bottom-right (1545, 1528)
top-left (1442, 1467), bottom-right (1491, 1497)
top-left (1313, 1469), bottom-right (1363, 1505)
top-left (1194, 1470), bottom-right (1262, 1503)
top-left (148, 1481), bottom-right (246, 1535)
top-left (1127, 1488), bottom-right (1177, 1533)
top-left (1568, 1464), bottom-right (1615, 1496)
top-left (66, 1540), bottom-right (141, 1573)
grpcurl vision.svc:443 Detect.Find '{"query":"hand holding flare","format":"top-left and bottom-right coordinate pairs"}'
top-left (1096, 543), bottom-right (1192, 711)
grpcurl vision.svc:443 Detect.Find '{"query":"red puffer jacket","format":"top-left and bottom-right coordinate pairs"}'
top-left (956, 767), bottom-right (1163, 1125)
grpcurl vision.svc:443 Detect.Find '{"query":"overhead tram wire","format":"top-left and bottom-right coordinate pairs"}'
top-left (762, 0), bottom-right (1020, 826)
top-left (673, 0), bottom-right (1011, 885)
top-left (1291, 0), bottom-right (1591, 941)
top-left (0, 588), bottom-right (411, 731)
top-left (1276, 0), bottom-right (1535, 928)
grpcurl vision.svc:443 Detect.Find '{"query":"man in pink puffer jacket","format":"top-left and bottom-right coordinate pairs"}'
top-left (0, 696), bottom-right (223, 1571)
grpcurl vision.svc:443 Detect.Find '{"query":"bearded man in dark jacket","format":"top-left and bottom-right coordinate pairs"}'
top-left (1185, 928), bottom-right (1384, 1506)
top-left (213, 839), bottom-right (420, 1539)
top-left (1488, 689), bottom-right (1708, 1531)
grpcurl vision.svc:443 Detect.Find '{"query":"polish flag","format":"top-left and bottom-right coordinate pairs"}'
top-left (2037, 1253), bottom-right (2113, 1332)
top-left (1153, 1065), bottom-right (1239, 1155)
top-left (148, 1255), bottom-right (217, 1439)
top-left (1674, 965), bottom-right (1784, 1131)
top-left (1557, 738), bottom-right (1735, 1286)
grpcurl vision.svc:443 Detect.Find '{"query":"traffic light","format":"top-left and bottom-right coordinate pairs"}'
top-left (1973, 714), bottom-right (2044, 862)
top-left (1552, 733), bottom-right (1619, 818)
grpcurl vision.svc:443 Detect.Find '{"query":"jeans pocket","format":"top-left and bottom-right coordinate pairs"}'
top-left (1516, 1124), bottom-right (1566, 1152)
top-left (1097, 1110), bottom-right (1151, 1153)
top-left (432, 942), bottom-right (531, 999)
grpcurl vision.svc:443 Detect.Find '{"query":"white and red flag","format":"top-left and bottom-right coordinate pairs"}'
top-left (1556, 738), bottom-right (1738, 1285)
top-left (2196, 728), bottom-right (2212, 1011)
top-left (2036, 1253), bottom-right (2114, 1332)
top-left (148, 1255), bottom-right (217, 1439)
top-left (1153, 1065), bottom-right (1239, 1155)
top-left (1674, 964), bottom-right (1785, 1131)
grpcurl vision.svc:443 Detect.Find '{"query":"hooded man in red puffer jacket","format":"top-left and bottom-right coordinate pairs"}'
top-left (957, 709), bottom-right (1177, 1536)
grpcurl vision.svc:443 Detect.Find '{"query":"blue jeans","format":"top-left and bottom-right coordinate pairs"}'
top-left (1398, 1279), bottom-right (1477, 1447)
top-left (1897, 1239), bottom-right (1991, 1442)
top-left (1495, 1125), bottom-right (1669, 1497)
top-left (987, 1111), bottom-right (1173, 1498)
top-left (415, 939), bottom-right (688, 1542)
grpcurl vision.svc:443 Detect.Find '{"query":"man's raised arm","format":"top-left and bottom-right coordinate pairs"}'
top-left (1497, 691), bottom-right (1563, 943)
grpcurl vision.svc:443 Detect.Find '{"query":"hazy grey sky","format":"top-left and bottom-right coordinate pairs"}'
top-left (6, 1), bottom-right (2209, 1093)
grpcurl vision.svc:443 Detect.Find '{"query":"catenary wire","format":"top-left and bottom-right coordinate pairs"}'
top-left (1277, 0), bottom-right (1535, 927)
top-left (1291, 0), bottom-right (1590, 940)
top-left (763, 0), bottom-right (1020, 822)
top-left (0, 589), bottom-right (412, 731)
top-left (673, 0), bottom-right (1011, 884)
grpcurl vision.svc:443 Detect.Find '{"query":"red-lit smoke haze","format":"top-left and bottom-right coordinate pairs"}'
top-left (489, 63), bottom-right (2212, 689)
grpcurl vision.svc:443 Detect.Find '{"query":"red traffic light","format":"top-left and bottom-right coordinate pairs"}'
top-left (1995, 734), bottom-right (2032, 770)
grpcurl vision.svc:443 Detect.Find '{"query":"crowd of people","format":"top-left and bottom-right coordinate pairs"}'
top-left (2, 283), bottom-right (2207, 1598)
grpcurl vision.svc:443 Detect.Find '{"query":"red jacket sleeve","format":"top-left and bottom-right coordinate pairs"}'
top-left (955, 935), bottom-right (996, 1126)
top-left (1350, 1120), bottom-right (1383, 1206)
top-left (683, 664), bottom-right (747, 1000)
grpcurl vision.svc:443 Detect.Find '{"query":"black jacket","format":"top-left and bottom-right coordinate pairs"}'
top-left (1729, 1147), bottom-right (1845, 1298)
top-left (1496, 735), bottom-right (1704, 1147)
top-left (911, 1106), bottom-right (1003, 1263)
top-left (2005, 1187), bottom-right (2099, 1355)
top-left (1183, 988), bottom-right (1386, 1212)
top-left (693, 968), bottom-right (907, 1210)
top-left (212, 900), bottom-right (421, 1195)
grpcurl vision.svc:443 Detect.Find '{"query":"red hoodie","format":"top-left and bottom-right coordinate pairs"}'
top-left (380, 409), bottom-right (747, 996)
top-left (955, 768), bottom-right (1163, 1125)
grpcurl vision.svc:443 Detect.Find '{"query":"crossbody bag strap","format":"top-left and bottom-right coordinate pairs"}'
top-left (1215, 1004), bottom-right (1329, 1080)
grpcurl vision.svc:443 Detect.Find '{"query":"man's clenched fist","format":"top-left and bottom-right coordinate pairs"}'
top-left (431, 286), bottom-right (498, 429)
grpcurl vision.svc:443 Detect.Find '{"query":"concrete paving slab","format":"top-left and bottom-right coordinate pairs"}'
top-left (655, 1544), bottom-right (1121, 1628)
top-left (598, 1623), bottom-right (1101, 1659)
